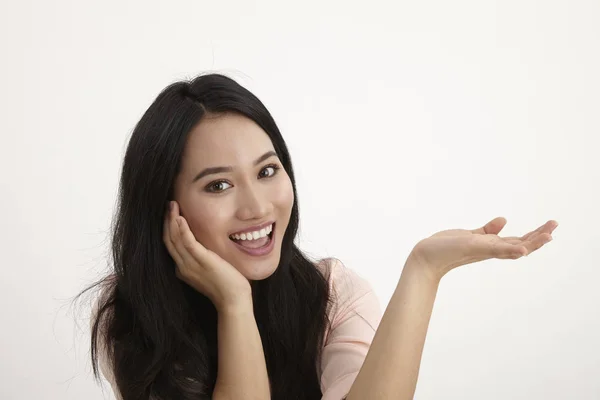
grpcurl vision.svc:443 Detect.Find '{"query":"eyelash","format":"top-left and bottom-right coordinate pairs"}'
top-left (205, 164), bottom-right (281, 193)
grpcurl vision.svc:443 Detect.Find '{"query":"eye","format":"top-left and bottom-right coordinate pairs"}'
top-left (205, 180), bottom-right (232, 193)
top-left (259, 164), bottom-right (280, 179)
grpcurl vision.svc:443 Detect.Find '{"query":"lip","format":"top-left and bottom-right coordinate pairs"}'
top-left (229, 220), bottom-right (275, 236)
top-left (230, 223), bottom-right (276, 257)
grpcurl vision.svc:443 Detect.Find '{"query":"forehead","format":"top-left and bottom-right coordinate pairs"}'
top-left (182, 112), bottom-right (275, 167)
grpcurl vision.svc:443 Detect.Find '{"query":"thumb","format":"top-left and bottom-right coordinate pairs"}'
top-left (471, 217), bottom-right (507, 235)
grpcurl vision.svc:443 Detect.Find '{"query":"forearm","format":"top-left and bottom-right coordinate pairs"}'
top-left (346, 255), bottom-right (440, 400)
top-left (212, 299), bottom-right (270, 400)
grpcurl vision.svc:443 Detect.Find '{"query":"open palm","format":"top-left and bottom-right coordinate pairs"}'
top-left (411, 217), bottom-right (558, 281)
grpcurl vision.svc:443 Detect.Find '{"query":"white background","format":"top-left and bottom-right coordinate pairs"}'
top-left (1, 0), bottom-right (599, 399)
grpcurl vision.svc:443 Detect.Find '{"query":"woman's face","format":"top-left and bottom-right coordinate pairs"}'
top-left (173, 112), bottom-right (294, 281)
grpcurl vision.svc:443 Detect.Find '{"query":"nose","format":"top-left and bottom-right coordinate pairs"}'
top-left (235, 185), bottom-right (273, 221)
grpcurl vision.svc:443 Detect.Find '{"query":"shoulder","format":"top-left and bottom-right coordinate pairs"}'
top-left (315, 257), bottom-right (376, 303)
top-left (314, 258), bottom-right (380, 328)
top-left (315, 259), bottom-right (382, 398)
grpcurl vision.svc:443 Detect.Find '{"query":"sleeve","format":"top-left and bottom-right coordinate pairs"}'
top-left (90, 292), bottom-right (123, 400)
top-left (319, 259), bottom-right (383, 400)
top-left (98, 343), bottom-right (121, 400)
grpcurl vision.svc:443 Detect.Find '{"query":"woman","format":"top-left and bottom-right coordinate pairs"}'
top-left (87, 73), bottom-right (557, 400)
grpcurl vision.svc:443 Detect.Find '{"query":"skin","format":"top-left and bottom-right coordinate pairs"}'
top-left (170, 112), bottom-right (294, 287)
top-left (161, 112), bottom-right (559, 400)
top-left (163, 111), bottom-right (295, 399)
top-left (346, 217), bottom-right (557, 399)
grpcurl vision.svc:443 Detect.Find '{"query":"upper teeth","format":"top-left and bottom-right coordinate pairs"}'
top-left (230, 224), bottom-right (273, 241)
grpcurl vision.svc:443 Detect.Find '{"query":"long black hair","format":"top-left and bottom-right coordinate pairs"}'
top-left (82, 73), bottom-right (335, 399)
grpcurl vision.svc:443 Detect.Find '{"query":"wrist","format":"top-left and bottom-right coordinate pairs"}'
top-left (402, 251), bottom-right (444, 287)
top-left (216, 293), bottom-right (254, 316)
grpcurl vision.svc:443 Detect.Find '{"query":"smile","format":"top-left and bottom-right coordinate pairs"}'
top-left (229, 223), bottom-right (273, 241)
top-left (229, 223), bottom-right (276, 257)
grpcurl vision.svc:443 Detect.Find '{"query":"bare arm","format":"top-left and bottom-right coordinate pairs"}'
top-left (163, 203), bottom-right (270, 400)
top-left (345, 217), bottom-right (556, 399)
top-left (345, 255), bottom-right (439, 400)
top-left (212, 299), bottom-right (271, 400)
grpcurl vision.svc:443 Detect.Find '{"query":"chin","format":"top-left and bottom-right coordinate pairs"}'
top-left (239, 259), bottom-right (280, 281)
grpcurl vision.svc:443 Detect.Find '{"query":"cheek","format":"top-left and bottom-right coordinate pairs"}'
top-left (183, 201), bottom-right (231, 247)
top-left (273, 176), bottom-right (294, 214)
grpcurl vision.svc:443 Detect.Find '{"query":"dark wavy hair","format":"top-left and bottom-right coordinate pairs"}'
top-left (81, 73), bottom-right (334, 400)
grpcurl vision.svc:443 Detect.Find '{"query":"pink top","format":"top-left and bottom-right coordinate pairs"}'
top-left (318, 258), bottom-right (382, 399)
top-left (96, 258), bottom-right (382, 400)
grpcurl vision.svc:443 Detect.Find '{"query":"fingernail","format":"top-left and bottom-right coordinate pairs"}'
top-left (169, 201), bottom-right (174, 211)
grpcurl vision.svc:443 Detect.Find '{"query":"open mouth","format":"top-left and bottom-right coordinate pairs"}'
top-left (229, 223), bottom-right (275, 250)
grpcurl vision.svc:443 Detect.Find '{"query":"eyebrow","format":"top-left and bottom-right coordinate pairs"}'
top-left (191, 150), bottom-right (279, 183)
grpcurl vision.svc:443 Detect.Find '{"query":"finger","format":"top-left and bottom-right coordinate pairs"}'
top-left (163, 201), bottom-right (184, 267)
top-left (485, 238), bottom-right (528, 259)
top-left (471, 217), bottom-right (507, 235)
top-left (500, 236), bottom-right (522, 244)
top-left (521, 232), bottom-right (553, 255)
top-left (502, 231), bottom-right (544, 245)
top-left (174, 216), bottom-right (209, 271)
top-left (171, 217), bottom-right (196, 278)
top-left (170, 208), bottom-right (198, 270)
top-left (522, 220), bottom-right (559, 241)
top-left (499, 230), bottom-right (553, 256)
top-left (468, 235), bottom-right (526, 260)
